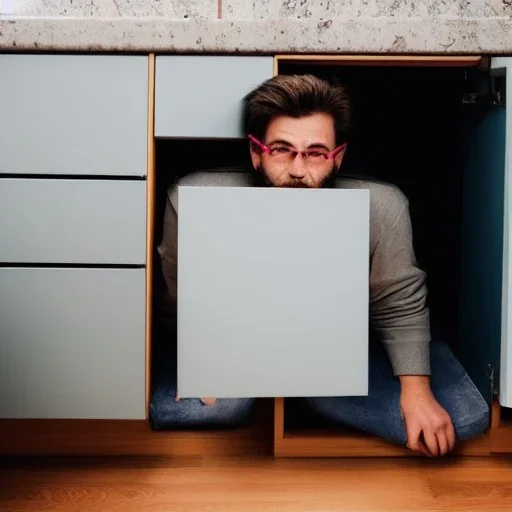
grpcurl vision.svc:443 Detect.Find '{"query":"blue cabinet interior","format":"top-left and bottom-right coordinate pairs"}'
top-left (459, 76), bottom-right (507, 405)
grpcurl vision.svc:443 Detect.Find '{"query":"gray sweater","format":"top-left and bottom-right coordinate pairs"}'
top-left (157, 168), bottom-right (432, 376)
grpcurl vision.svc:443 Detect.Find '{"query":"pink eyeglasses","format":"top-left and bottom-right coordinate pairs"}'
top-left (248, 134), bottom-right (346, 164)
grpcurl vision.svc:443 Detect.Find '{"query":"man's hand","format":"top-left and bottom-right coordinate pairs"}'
top-left (174, 395), bottom-right (217, 406)
top-left (399, 376), bottom-right (456, 457)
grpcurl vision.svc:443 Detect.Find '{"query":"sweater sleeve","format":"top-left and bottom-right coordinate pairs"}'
top-left (369, 197), bottom-right (431, 376)
top-left (156, 195), bottom-right (178, 312)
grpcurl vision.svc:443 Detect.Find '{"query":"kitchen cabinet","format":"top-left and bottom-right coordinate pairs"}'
top-left (0, 51), bottom-right (510, 456)
top-left (0, 54), bottom-right (149, 421)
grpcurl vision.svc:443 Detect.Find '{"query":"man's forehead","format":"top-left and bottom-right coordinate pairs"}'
top-left (266, 113), bottom-right (335, 144)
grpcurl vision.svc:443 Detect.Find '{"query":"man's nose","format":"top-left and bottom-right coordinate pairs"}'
top-left (288, 153), bottom-right (307, 178)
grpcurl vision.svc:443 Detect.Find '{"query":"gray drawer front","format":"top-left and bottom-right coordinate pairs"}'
top-left (0, 54), bottom-right (148, 176)
top-left (0, 268), bottom-right (146, 419)
top-left (0, 179), bottom-right (146, 265)
top-left (155, 56), bottom-right (274, 138)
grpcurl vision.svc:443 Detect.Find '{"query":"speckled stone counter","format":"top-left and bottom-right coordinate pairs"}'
top-left (0, 0), bottom-right (511, 53)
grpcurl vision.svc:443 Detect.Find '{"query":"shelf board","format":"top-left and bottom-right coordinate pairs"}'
top-left (275, 427), bottom-right (491, 458)
top-left (275, 54), bottom-right (483, 68)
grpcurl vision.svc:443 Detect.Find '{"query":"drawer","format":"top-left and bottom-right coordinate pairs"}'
top-left (0, 54), bottom-right (148, 177)
top-left (0, 267), bottom-right (146, 419)
top-left (0, 179), bottom-right (146, 265)
top-left (155, 56), bottom-right (274, 138)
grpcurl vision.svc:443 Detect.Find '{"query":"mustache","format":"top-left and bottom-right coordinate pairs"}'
top-left (279, 179), bottom-right (311, 188)
top-left (256, 164), bottom-right (339, 189)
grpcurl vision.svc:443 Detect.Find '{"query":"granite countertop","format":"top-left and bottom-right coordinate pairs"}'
top-left (0, 0), bottom-right (511, 54)
top-left (0, 17), bottom-right (511, 54)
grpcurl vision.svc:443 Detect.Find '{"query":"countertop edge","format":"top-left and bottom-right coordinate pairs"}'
top-left (0, 17), bottom-right (511, 54)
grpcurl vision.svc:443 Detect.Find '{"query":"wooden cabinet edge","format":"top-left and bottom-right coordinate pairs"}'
top-left (273, 398), bottom-right (285, 455)
top-left (273, 435), bottom-right (492, 458)
top-left (491, 398), bottom-right (501, 428)
top-left (146, 53), bottom-right (156, 419)
top-left (490, 400), bottom-right (512, 453)
top-left (274, 54), bottom-right (482, 67)
top-left (0, 419), bottom-right (269, 457)
top-left (273, 56), bottom-right (279, 77)
top-left (490, 426), bottom-right (512, 454)
top-left (0, 401), bottom-right (274, 457)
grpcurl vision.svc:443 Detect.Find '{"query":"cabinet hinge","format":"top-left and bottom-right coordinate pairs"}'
top-left (463, 75), bottom-right (506, 107)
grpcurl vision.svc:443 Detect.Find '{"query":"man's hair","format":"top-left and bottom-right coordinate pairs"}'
top-left (242, 74), bottom-right (352, 145)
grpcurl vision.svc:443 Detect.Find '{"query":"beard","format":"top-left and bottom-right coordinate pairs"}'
top-left (254, 164), bottom-right (339, 189)
top-left (278, 179), bottom-right (311, 188)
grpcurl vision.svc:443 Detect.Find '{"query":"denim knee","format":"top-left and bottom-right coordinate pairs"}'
top-left (448, 374), bottom-right (490, 441)
top-left (149, 384), bottom-right (256, 430)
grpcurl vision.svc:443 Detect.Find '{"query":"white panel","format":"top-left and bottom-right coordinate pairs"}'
top-left (0, 54), bottom-right (147, 176)
top-left (155, 56), bottom-right (274, 138)
top-left (0, 179), bottom-right (146, 265)
top-left (0, 268), bottom-right (146, 419)
top-left (177, 186), bottom-right (370, 398)
top-left (493, 57), bottom-right (512, 408)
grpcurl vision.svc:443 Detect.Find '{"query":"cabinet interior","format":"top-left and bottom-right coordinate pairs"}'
top-left (150, 60), bottom-right (503, 432)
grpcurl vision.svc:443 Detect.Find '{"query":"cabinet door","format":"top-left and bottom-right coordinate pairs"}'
top-left (177, 187), bottom-right (370, 399)
top-left (0, 54), bottom-right (148, 177)
top-left (0, 179), bottom-right (146, 265)
top-left (496, 58), bottom-right (512, 409)
top-left (155, 56), bottom-right (274, 138)
top-left (459, 57), bottom-right (511, 408)
top-left (0, 268), bottom-right (146, 419)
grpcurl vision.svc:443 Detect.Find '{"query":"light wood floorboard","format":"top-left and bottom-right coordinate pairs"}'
top-left (1, 456), bottom-right (511, 511)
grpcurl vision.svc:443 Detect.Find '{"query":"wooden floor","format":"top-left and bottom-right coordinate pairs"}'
top-left (1, 456), bottom-right (511, 511)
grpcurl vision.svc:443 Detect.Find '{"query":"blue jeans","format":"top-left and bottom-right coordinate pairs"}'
top-left (150, 338), bottom-right (490, 444)
top-left (306, 338), bottom-right (489, 444)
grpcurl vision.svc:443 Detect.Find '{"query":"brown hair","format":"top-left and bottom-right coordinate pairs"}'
top-left (242, 74), bottom-right (352, 145)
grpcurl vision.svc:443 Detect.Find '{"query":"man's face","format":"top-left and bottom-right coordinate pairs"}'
top-left (250, 113), bottom-right (346, 188)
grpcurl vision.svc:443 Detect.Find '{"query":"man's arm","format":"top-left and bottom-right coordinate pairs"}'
top-left (157, 195), bottom-right (178, 308)
top-left (370, 195), bottom-right (431, 376)
top-left (370, 192), bottom-right (455, 456)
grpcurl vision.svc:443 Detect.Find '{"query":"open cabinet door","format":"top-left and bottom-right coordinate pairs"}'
top-left (495, 58), bottom-right (512, 409)
top-left (459, 57), bottom-right (510, 409)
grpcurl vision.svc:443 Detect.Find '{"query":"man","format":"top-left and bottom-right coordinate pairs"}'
top-left (150, 74), bottom-right (489, 457)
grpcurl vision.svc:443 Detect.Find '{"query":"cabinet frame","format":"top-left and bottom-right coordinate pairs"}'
top-left (146, 54), bottom-right (156, 417)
